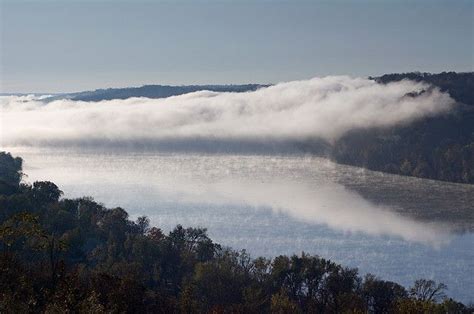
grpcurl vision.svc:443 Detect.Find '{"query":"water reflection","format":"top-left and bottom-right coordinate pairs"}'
top-left (171, 178), bottom-right (453, 247)
top-left (10, 147), bottom-right (466, 247)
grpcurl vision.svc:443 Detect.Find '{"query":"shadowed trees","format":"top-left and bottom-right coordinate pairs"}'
top-left (0, 152), bottom-right (23, 195)
top-left (332, 72), bottom-right (474, 184)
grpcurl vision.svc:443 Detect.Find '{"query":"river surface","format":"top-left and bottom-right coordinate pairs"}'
top-left (6, 147), bottom-right (474, 303)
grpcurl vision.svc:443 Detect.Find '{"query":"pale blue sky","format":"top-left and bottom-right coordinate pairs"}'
top-left (0, 0), bottom-right (472, 93)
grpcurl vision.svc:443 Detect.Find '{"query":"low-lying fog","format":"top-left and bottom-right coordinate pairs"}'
top-left (1, 77), bottom-right (472, 302)
top-left (0, 76), bottom-right (454, 148)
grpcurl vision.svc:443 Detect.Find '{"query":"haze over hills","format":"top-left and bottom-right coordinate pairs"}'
top-left (331, 72), bottom-right (474, 184)
top-left (38, 72), bottom-right (472, 105)
top-left (34, 72), bottom-right (471, 104)
top-left (2, 72), bottom-right (473, 184)
top-left (75, 71), bottom-right (472, 185)
top-left (43, 84), bottom-right (267, 102)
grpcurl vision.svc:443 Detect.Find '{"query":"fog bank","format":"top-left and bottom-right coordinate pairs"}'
top-left (1, 76), bottom-right (454, 149)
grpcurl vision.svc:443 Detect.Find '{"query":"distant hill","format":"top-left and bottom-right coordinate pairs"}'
top-left (331, 72), bottom-right (474, 184)
top-left (45, 84), bottom-right (267, 102)
top-left (371, 72), bottom-right (474, 106)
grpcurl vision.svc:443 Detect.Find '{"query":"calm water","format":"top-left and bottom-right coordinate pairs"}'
top-left (7, 147), bottom-right (474, 303)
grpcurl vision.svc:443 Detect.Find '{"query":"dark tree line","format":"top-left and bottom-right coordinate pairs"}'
top-left (331, 72), bottom-right (474, 184)
top-left (0, 152), bottom-right (471, 313)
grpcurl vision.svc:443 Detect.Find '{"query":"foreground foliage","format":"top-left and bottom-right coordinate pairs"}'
top-left (0, 152), bottom-right (471, 313)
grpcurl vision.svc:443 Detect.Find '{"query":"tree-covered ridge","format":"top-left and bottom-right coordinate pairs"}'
top-left (331, 72), bottom-right (474, 184)
top-left (45, 84), bottom-right (267, 102)
top-left (0, 152), bottom-right (471, 313)
top-left (372, 72), bottom-right (474, 106)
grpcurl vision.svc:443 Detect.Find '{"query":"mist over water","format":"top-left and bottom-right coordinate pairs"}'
top-left (1, 76), bottom-right (472, 302)
top-left (0, 76), bottom-right (454, 149)
top-left (0, 76), bottom-right (466, 246)
top-left (12, 147), bottom-right (469, 246)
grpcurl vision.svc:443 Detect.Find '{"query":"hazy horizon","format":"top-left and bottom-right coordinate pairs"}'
top-left (1, 0), bottom-right (472, 93)
top-left (1, 71), bottom-right (472, 95)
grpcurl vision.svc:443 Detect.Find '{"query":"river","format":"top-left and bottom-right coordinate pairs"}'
top-left (6, 146), bottom-right (474, 303)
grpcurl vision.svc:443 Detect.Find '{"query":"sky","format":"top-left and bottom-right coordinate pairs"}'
top-left (0, 0), bottom-right (472, 93)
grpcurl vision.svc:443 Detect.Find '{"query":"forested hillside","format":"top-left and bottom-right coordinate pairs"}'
top-left (331, 72), bottom-right (474, 184)
top-left (45, 84), bottom-right (266, 102)
top-left (0, 151), bottom-right (471, 313)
